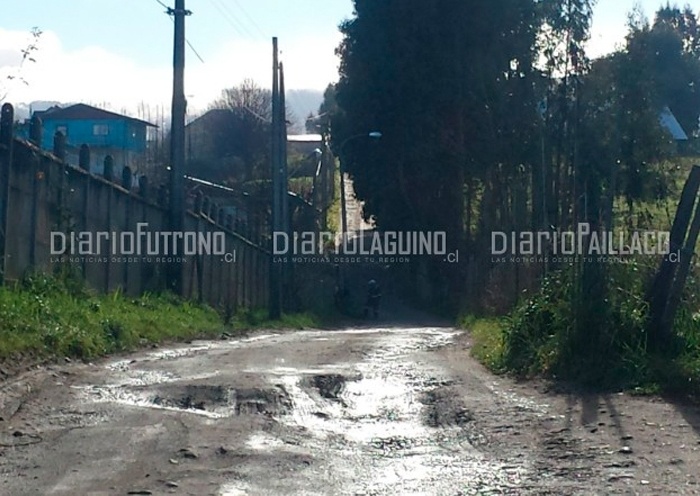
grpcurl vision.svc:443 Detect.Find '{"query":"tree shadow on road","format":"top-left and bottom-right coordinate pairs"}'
top-left (562, 391), bottom-right (630, 444)
top-left (664, 392), bottom-right (700, 439)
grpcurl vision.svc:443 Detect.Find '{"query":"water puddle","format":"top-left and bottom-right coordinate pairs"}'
top-left (241, 327), bottom-right (534, 494)
top-left (76, 382), bottom-right (292, 419)
top-left (68, 326), bottom-right (540, 493)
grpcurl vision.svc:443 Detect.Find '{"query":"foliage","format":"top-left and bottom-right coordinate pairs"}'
top-left (306, 83), bottom-right (338, 135)
top-left (186, 79), bottom-right (272, 185)
top-left (460, 315), bottom-right (506, 372)
top-left (467, 260), bottom-right (700, 395)
top-left (0, 273), bottom-right (318, 362)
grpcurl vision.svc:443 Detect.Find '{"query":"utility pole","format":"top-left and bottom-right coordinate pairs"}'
top-left (167, 0), bottom-right (190, 295)
top-left (269, 37), bottom-right (282, 319)
top-left (279, 62), bottom-right (289, 240)
top-left (279, 62), bottom-right (290, 311)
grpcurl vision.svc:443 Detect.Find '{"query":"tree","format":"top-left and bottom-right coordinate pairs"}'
top-left (308, 83), bottom-right (338, 135)
top-left (335, 0), bottom-right (542, 309)
top-left (188, 79), bottom-right (272, 185)
top-left (214, 78), bottom-right (272, 122)
top-left (654, 3), bottom-right (700, 57)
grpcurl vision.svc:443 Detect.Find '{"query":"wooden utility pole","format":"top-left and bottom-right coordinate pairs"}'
top-left (269, 37), bottom-right (282, 319)
top-left (279, 62), bottom-right (291, 311)
top-left (168, 0), bottom-right (190, 295)
top-left (279, 62), bottom-right (289, 238)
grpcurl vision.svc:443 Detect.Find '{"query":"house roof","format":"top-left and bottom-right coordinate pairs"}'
top-left (187, 108), bottom-right (230, 124)
top-left (659, 106), bottom-right (688, 141)
top-left (35, 103), bottom-right (156, 127)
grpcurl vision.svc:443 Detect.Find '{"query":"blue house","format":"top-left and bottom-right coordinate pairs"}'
top-left (32, 104), bottom-right (156, 177)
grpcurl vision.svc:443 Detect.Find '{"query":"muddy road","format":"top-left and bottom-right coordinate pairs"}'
top-left (1, 325), bottom-right (699, 495)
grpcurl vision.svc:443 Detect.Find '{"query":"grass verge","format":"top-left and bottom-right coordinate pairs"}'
top-left (0, 272), bottom-right (319, 364)
top-left (461, 263), bottom-right (700, 399)
top-left (459, 314), bottom-right (506, 373)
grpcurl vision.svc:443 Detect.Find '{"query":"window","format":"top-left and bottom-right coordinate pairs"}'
top-left (93, 124), bottom-right (109, 136)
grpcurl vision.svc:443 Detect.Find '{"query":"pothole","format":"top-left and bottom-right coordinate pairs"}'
top-left (152, 384), bottom-right (230, 411)
top-left (370, 435), bottom-right (417, 452)
top-left (303, 373), bottom-right (362, 405)
top-left (80, 383), bottom-right (292, 418)
top-left (420, 387), bottom-right (474, 428)
top-left (311, 374), bottom-right (348, 400)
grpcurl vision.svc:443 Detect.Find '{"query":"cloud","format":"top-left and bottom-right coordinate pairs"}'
top-left (0, 27), bottom-right (342, 117)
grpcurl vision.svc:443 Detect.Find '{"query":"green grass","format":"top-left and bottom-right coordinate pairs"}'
top-left (0, 272), bottom-right (319, 363)
top-left (326, 168), bottom-right (342, 235)
top-left (459, 315), bottom-right (506, 373)
top-left (459, 157), bottom-right (700, 397)
top-left (462, 263), bottom-right (700, 397)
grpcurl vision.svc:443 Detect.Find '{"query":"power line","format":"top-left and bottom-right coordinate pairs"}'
top-left (185, 38), bottom-right (205, 63)
top-left (231, 0), bottom-right (268, 39)
top-left (154, 0), bottom-right (205, 63)
top-left (208, 0), bottom-right (256, 39)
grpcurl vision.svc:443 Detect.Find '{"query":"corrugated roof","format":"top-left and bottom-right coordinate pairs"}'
top-left (35, 103), bottom-right (157, 127)
top-left (659, 106), bottom-right (688, 140)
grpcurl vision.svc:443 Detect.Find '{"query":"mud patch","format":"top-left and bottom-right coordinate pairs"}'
top-left (309, 374), bottom-right (358, 401)
top-left (420, 386), bottom-right (474, 428)
top-left (370, 435), bottom-right (417, 453)
top-left (233, 386), bottom-right (292, 415)
top-left (153, 384), bottom-right (229, 411)
top-left (79, 383), bottom-right (292, 418)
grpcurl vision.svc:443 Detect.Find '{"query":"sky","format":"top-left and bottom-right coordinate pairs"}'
top-left (0, 0), bottom-right (692, 117)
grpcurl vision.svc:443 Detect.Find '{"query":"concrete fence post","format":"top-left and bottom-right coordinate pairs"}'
top-left (79, 145), bottom-right (91, 279)
top-left (103, 155), bottom-right (114, 182)
top-left (52, 131), bottom-right (66, 161)
top-left (122, 166), bottom-right (132, 190)
top-left (53, 131), bottom-right (67, 229)
top-left (158, 184), bottom-right (168, 207)
top-left (139, 175), bottom-right (149, 198)
top-left (29, 115), bottom-right (42, 147)
top-left (78, 144), bottom-right (90, 170)
top-left (0, 104), bottom-right (15, 284)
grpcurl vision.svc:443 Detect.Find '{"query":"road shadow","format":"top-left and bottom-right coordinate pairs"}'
top-left (325, 296), bottom-right (452, 330)
top-left (664, 392), bottom-right (700, 438)
top-left (560, 389), bottom-right (630, 443)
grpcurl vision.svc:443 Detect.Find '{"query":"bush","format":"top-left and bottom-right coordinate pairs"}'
top-left (500, 261), bottom-right (653, 389)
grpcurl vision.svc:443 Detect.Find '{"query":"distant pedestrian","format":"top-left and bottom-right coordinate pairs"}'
top-left (364, 279), bottom-right (381, 319)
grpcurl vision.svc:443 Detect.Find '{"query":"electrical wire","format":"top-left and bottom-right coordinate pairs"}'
top-left (154, 0), bottom-right (205, 63)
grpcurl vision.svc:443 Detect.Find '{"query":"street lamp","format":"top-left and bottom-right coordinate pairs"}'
top-left (338, 131), bottom-right (382, 241)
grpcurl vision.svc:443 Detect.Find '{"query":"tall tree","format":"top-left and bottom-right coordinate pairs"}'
top-left (335, 0), bottom-right (541, 308)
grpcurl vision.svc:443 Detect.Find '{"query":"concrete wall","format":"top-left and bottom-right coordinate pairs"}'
top-left (2, 133), bottom-right (270, 313)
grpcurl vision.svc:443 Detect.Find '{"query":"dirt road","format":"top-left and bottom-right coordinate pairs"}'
top-left (1, 325), bottom-right (699, 495)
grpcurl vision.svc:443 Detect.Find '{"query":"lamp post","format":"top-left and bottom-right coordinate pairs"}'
top-left (338, 131), bottom-right (382, 242)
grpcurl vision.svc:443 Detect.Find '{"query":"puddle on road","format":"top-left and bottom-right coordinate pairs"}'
top-left (244, 328), bottom-right (530, 495)
top-left (76, 382), bottom-right (292, 419)
top-left (70, 326), bottom-right (537, 493)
